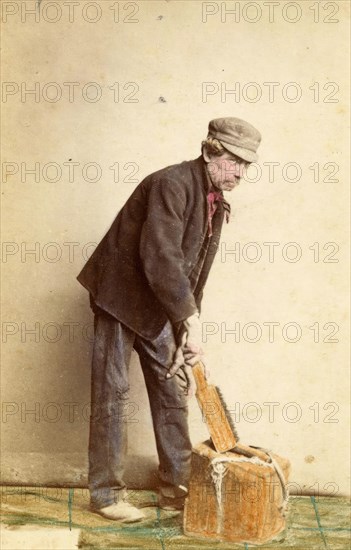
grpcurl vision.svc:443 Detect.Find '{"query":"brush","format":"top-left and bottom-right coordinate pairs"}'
top-left (192, 362), bottom-right (269, 461)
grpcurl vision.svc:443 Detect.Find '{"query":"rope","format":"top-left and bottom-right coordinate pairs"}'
top-left (266, 451), bottom-right (290, 515)
top-left (210, 461), bottom-right (228, 508)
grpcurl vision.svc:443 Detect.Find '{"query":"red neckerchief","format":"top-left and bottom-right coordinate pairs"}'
top-left (207, 190), bottom-right (231, 237)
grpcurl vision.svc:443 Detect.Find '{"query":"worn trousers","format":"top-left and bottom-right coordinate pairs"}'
top-left (88, 310), bottom-right (192, 509)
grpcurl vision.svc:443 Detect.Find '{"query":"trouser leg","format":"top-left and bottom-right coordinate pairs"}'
top-left (88, 312), bottom-right (135, 509)
top-left (134, 321), bottom-right (192, 495)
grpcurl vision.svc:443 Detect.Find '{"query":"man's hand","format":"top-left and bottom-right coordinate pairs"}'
top-left (166, 312), bottom-right (203, 379)
top-left (182, 312), bottom-right (203, 366)
top-left (165, 334), bottom-right (196, 397)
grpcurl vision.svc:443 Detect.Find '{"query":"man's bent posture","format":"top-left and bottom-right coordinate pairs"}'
top-left (77, 117), bottom-right (261, 522)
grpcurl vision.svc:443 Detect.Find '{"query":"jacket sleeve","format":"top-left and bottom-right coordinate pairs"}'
top-left (139, 176), bottom-right (198, 324)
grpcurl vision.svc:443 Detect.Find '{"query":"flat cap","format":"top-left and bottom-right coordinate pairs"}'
top-left (208, 117), bottom-right (261, 162)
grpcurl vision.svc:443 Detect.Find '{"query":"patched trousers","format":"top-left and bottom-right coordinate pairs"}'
top-left (88, 310), bottom-right (192, 509)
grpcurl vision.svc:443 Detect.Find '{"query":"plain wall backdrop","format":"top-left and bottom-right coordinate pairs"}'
top-left (1, 0), bottom-right (350, 496)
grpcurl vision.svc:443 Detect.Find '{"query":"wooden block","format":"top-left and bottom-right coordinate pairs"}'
top-left (184, 440), bottom-right (291, 544)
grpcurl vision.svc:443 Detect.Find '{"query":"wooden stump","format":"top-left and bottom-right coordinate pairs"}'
top-left (184, 440), bottom-right (291, 544)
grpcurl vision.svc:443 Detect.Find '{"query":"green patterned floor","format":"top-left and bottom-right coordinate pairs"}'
top-left (1, 487), bottom-right (350, 549)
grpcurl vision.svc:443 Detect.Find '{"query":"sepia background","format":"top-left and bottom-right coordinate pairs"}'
top-left (1, 0), bottom-right (350, 496)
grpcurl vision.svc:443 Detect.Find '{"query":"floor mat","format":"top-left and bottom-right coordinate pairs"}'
top-left (1, 487), bottom-right (350, 549)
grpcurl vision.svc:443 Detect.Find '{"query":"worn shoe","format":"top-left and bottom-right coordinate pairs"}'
top-left (159, 495), bottom-right (186, 511)
top-left (96, 501), bottom-right (145, 522)
top-left (159, 484), bottom-right (188, 511)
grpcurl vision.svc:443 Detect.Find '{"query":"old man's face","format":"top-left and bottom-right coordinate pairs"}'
top-left (204, 150), bottom-right (250, 192)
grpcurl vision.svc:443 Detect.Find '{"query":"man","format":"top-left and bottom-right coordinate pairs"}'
top-left (77, 117), bottom-right (261, 522)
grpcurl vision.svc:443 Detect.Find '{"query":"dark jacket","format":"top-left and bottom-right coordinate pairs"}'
top-left (77, 156), bottom-right (227, 340)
